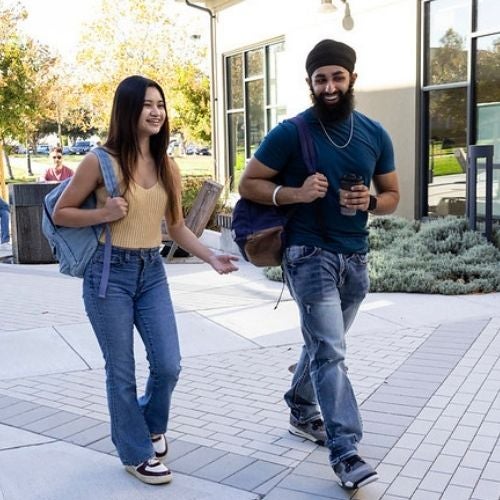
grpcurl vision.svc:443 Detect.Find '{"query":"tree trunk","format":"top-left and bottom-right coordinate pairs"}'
top-left (4, 149), bottom-right (14, 180)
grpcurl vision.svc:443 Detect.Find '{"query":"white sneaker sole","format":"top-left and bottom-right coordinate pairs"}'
top-left (125, 466), bottom-right (172, 485)
top-left (340, 472), bottom-right (378, 490)
top-left (357, 473), bottom-right (378, 488)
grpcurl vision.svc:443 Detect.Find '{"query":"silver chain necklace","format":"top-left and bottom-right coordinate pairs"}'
top-left (318, 114), bottom-right (354, 149)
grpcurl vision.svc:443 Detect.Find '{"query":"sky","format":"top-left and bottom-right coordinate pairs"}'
top-left (11, 0), bottom-right (101, 60)
top-left (9, 0), bottom-right (205, 61)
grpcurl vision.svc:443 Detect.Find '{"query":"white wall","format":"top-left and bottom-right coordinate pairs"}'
top-left (214, 0), bottom-right (419, 218)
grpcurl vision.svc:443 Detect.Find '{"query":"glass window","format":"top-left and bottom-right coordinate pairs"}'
top-left (427, 88), bottom-right (467, 217)
top-left (227, 112), bottom-right (245, 188)
top-left (245, 48), bottom-right (264, 78)
top-left (474, 157), bottom-right (500, 221)
top-left (227, 55), bottom-right (243, 109)
top-left (225, 40), bottom-right (285, 189)
top-left (476, 0), bottom-right (500, 33)
top-left (475, 34), bottom-right (500, 221)
top-left (267, 107), bottom-right (287, 130)
top-left (476, 35), bottom-right (500, 160)
top-left (246, 79), bottom-right (265, 156)
top-left (426, 0), bottom-right (470, 84)
top-left (267, 42), bottom-right (285, 106)
top-left (422, 0), bottom-right (500, 222)
top-left (267, 42), bottom-right (286, 129)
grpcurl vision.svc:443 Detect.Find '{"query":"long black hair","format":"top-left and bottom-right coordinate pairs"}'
top-left (104, 75), bottom-right (182, 224)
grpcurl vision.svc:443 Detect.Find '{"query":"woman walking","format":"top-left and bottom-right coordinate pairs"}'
top-left (53, 75), bottom-right (238, 484)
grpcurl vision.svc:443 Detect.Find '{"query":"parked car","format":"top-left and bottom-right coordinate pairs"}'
top-left (196, 147), bottom-right (211, 156)
top-left (12, 145), bottom-right (28, 154)
top-left (35, 144), bottom-right (50, 155)
top-left (185, 144), bottom-right (198, 155)
top-left (70, 140), bottom-right (93, 155)
top-left (62, 146), bottom-right (73, 155)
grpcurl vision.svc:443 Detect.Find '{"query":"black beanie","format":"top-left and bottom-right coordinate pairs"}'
top-left (305, 39), bottom-right (356, 77)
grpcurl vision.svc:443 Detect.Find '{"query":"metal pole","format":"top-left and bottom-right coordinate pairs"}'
top-left (467, 144), bottom-right (494, 239)
top-left (184, 0), bottom-right (218, 181)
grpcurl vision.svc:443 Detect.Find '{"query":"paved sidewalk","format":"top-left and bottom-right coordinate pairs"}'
top-left (0, 248), bottom-right (499, 499)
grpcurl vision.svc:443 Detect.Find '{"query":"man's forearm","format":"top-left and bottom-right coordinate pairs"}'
top-left (370, 190), bottom-right (400, 215)
top-left (240, 179), bottom-right (304, 206)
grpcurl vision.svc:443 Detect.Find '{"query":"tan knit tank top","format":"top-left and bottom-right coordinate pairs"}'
top-left (95, 157), bottom-right (168, 249)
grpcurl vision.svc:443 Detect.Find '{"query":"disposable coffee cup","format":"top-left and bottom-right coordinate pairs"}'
top-left (340, 173), bottom-right (363, 216)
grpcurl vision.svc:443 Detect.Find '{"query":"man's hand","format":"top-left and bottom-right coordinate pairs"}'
top-left (300, 173), bottom-right (329, 203)
top-left (339, 184), bottom-right (370, 211)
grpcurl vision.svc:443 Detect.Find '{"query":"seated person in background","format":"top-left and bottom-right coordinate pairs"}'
top-left (41, 147), bottom-right (74, 182)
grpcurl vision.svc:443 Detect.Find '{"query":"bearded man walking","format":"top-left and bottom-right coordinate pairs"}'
top-left (238, 39), bottom-right (400, 490)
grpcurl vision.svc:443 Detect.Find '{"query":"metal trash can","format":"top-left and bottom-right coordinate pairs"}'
top-left (9, 183), bottom-right (58, 264)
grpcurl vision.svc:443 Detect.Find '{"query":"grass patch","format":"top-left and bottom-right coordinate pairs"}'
top-left (5, 154), bottom-right (213, 182)
top-left (431, 155), bottom-right (463, 176)
top-left (265, 216), bottom-right (500, 295)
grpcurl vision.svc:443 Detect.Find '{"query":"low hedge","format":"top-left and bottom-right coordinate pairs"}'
top-left (264, 216), bottom-right (500, 295)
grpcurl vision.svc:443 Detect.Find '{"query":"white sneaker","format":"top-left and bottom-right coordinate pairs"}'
top-left (152, 434), bottom-right (168, 461)
top-left (0, 242), bottom-right (11, 252)
top-left (125, 457), bottom-right (172, 485)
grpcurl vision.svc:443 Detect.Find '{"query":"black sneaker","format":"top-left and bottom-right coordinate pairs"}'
top-left (288, 414), bottom-right (327, 446)
top-left (333, 454), bottom-right (378, 489)
top-left (125, 457), bottom-right (172, 485)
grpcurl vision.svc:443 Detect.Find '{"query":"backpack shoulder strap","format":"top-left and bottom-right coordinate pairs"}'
top-left (289, 115), bottom-right (316, 175)
top-left (91, 147), bottom-right (119, 197)
top-left (89, 146), bottom-right (118, 299)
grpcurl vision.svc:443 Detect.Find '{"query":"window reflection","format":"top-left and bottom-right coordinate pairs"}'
top-left (427, 88), bottom-right (467, 217)
top-left (228, 112), bottom-right (245, 188)
top-left (227, 55), bottom-right (243, 109)
top-left (427, 0), bottom-right (470, 84)
top-left (245, 48), bottom-right (264, 78)
top-left (246, 79), bottom-right (265, 156)
top-left (267, 42), bottom-right (286, 129)
top-left (225, 41), bottom-right (286, 190)
top-left (477, 0), bottom-right (500, 33)
top-left (476, 34), bottom-right (500, 219)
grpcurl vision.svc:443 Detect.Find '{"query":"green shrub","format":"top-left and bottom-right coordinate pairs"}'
top-left (264, 216), bottom-right (500, 295)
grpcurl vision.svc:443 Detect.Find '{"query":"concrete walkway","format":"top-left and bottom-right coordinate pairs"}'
top-left (0, 246), bottom-right (499, 500)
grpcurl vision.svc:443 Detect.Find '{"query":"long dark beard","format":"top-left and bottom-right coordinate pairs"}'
top-left (311, 86), bottom-right (355, 124)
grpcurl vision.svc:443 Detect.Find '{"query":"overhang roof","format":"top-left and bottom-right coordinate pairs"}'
top-left (176, 0), bottom-right (244, 12)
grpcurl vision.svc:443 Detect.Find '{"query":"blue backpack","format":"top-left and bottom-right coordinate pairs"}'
top-left (41, 147), bottom-right (119, 297)
top-left (231, 115), bottom-right (317, 267)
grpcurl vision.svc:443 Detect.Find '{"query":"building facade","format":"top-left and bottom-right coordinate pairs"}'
top-left (181, 0), bottom-right (500, 221)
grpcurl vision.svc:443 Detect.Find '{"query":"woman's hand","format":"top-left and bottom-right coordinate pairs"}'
top-left (207, 254), bottom-right (239, 274)
top-left (103, 196), bottom-right (128, 222)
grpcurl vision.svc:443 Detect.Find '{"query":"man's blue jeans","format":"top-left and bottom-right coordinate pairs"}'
top-left (0, 198), bottom-right (10, 244)
top-left (283, 246), bottom-right (369, 465)
top-left (83, 245), bottom-right (181, 466)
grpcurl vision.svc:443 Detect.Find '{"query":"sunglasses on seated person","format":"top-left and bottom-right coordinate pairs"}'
top-left (52, 155), bottom-right (62, 159)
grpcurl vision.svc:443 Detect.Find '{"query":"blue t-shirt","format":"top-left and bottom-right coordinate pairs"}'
top-left (254, 108), bottom-right (395, 253)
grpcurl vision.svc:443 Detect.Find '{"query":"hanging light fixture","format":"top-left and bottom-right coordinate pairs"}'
top-left (342, 1), bottom-right (354, 30)
top-left (319, 0), bottom-right (354, 30)
top-left (319, 0), bottom-right (337, 14)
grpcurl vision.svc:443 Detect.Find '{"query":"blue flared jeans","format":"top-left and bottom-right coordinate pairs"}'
top-left (0, 197), bottom-right (10, 244)
top-left (83, 245), bottom-right (181, 466)
top-left (283, 245), bottom-right (369, 465)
